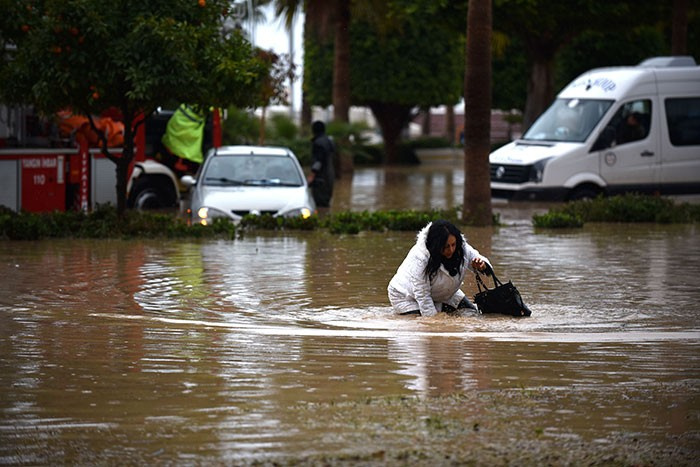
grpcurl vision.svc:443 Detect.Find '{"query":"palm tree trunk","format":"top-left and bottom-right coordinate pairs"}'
top-left (462, 0), bottom-right (493, 226)
top-left (672, 0), bottom-right (689, 55)
top-left (331, 0), bottom-right (352, 175)
top-left (332, 0), bottom-right (351, 123)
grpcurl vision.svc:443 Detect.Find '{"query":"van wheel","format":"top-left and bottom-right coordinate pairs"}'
top-left (129, 178), bottom-right (175, 210)
top-left (568, 185), bottom-right (601, 201)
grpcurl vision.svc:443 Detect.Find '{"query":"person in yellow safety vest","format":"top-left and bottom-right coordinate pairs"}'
top-left (160, 104), bottom-right (205, 176)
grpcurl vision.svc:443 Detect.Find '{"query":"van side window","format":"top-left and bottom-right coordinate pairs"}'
top-left (613, 100), bottom-right (652, 146)
top-left (665, 98), bottom-right (700, 146)
top-left (593, 100), bottom-right (652, 151)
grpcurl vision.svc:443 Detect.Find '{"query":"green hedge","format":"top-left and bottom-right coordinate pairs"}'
top-left (533, 193), bottom-right (700, 228)
top-left (0, 205), bottom-right (235, 240)
top-left (0, 205), bottom-right (462, 240)
top-left (4, 194), bottom-right (696, 239)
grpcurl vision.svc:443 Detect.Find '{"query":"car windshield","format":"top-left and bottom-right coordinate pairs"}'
top-left (202, 154), bottom-right (304, 187)
top-left (523, 98), bottom-right (614, 142)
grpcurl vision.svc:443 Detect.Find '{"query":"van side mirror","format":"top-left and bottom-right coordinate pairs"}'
top-left (591, 125), bottom-right (616, 151)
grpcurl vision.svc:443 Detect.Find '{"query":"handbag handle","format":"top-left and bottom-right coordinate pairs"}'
top-left (475, 270), bottom-right (488, 293)
top-left (475, 264), bottom-right (503, 290)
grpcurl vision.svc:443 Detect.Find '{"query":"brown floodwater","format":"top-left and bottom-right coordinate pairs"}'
top-left (1, 166), bottom-right (699, 465)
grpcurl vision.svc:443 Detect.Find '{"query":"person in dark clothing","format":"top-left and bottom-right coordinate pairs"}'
top-left (617, 112), bottom-right (646, 144)
top-left (307, 121), bottom-right (335, 208)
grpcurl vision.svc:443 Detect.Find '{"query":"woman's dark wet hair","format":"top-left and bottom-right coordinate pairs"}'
top-left (424, 220), bottom-right (465, 279)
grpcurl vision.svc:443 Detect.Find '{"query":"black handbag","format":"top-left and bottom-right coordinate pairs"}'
top-left (474, 267), bottom-right (531, 317)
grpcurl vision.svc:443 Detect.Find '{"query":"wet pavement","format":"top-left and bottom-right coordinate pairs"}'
top-left (1, 165), bottom-right (699, 464)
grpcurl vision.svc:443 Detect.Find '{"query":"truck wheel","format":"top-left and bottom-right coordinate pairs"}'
top-left (129, 178), bottom-right (174, 210)
top-left (568, 185), bottom-right (601, 201)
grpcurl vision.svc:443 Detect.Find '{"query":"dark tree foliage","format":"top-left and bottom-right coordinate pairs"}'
top-left (493, 0), bottom-right (700, 126)
top-left (304, 0), bottom-right (467, 164)
top-left (0, 0), bottom-right (269, 214)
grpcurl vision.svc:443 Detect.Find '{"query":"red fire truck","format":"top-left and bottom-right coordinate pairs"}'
top-left (0, 105), bottom-right (221, 213)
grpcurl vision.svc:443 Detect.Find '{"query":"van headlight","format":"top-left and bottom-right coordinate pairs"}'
top-left (195, 206), bottom-right (230, 225)
top-left (528, 158), bottom-right (553, 183)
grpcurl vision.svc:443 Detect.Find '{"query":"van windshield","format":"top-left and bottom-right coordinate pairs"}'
top-left (523, 98), bottom-right (614, 142)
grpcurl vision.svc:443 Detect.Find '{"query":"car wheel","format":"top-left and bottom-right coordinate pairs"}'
top-left (568, 185), bottom-right (601, 201)
top-left (129, 178), bottom-right (174, 210)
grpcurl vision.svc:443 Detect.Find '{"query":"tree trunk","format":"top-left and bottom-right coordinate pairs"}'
top-left (259, 106), bottom-right (267, 145)
top-left (301, 92), bottom-right (312, 133)
top-left (115, 158), bottom-right (129, 215)
top-left (332, 0), bottom-right (351, 123)
top-left (331, 0), bottom-right (352, 175)
top-left (300, 0), bottom-right (318, 135)
top-left (446, 105), bottom-right (455, 145)
top-left (462, 0), bottom-right (492, 226)
top-left (369, 102), bottom-right (412, 165)
top-left (522, 56), bottom-right (555, 130)
top-left (116, 113), bottom-right (135, 216)
top-left (672, 0), bottom-right (689, 55)
top-left (421, 106), bottom-right (431, 136)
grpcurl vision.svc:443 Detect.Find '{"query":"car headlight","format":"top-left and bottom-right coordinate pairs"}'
top-left (528, 157), bottom-right (553, 183)
top-left (195, 206), bottom-right (230, 226)
top-left (283, 207), bottom-right (313, 219)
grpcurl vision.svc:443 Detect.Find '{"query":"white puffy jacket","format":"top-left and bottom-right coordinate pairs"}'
top-left (387, 223), bottom-right (490, 316)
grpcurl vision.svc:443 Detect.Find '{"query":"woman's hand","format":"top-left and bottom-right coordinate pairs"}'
top-left (471, 257), bottom-right (487, 271)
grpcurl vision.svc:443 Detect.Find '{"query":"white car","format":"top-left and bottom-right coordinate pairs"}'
top-left (182, 145), bottom-right (316, 225)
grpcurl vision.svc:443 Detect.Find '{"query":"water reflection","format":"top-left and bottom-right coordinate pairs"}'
top-left (134, 237), bottom-right (312, 326)
top-left (1, 166), bottom-right (699, 463)
top-left (332, 165), bottom-right (464, 212)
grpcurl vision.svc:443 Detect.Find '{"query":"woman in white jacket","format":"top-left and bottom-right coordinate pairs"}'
top-left (387, 220), bottom-right (490, 316)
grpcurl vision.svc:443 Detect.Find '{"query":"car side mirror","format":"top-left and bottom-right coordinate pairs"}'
top-left (180, 175), bottom-right (197, 187)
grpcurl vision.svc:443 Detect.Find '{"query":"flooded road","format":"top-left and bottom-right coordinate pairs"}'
top-left (1, 166), bottom-right (699, 464)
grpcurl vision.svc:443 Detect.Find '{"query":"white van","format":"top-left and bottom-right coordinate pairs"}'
top-left (490, 56), bottom-right (700, 201)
